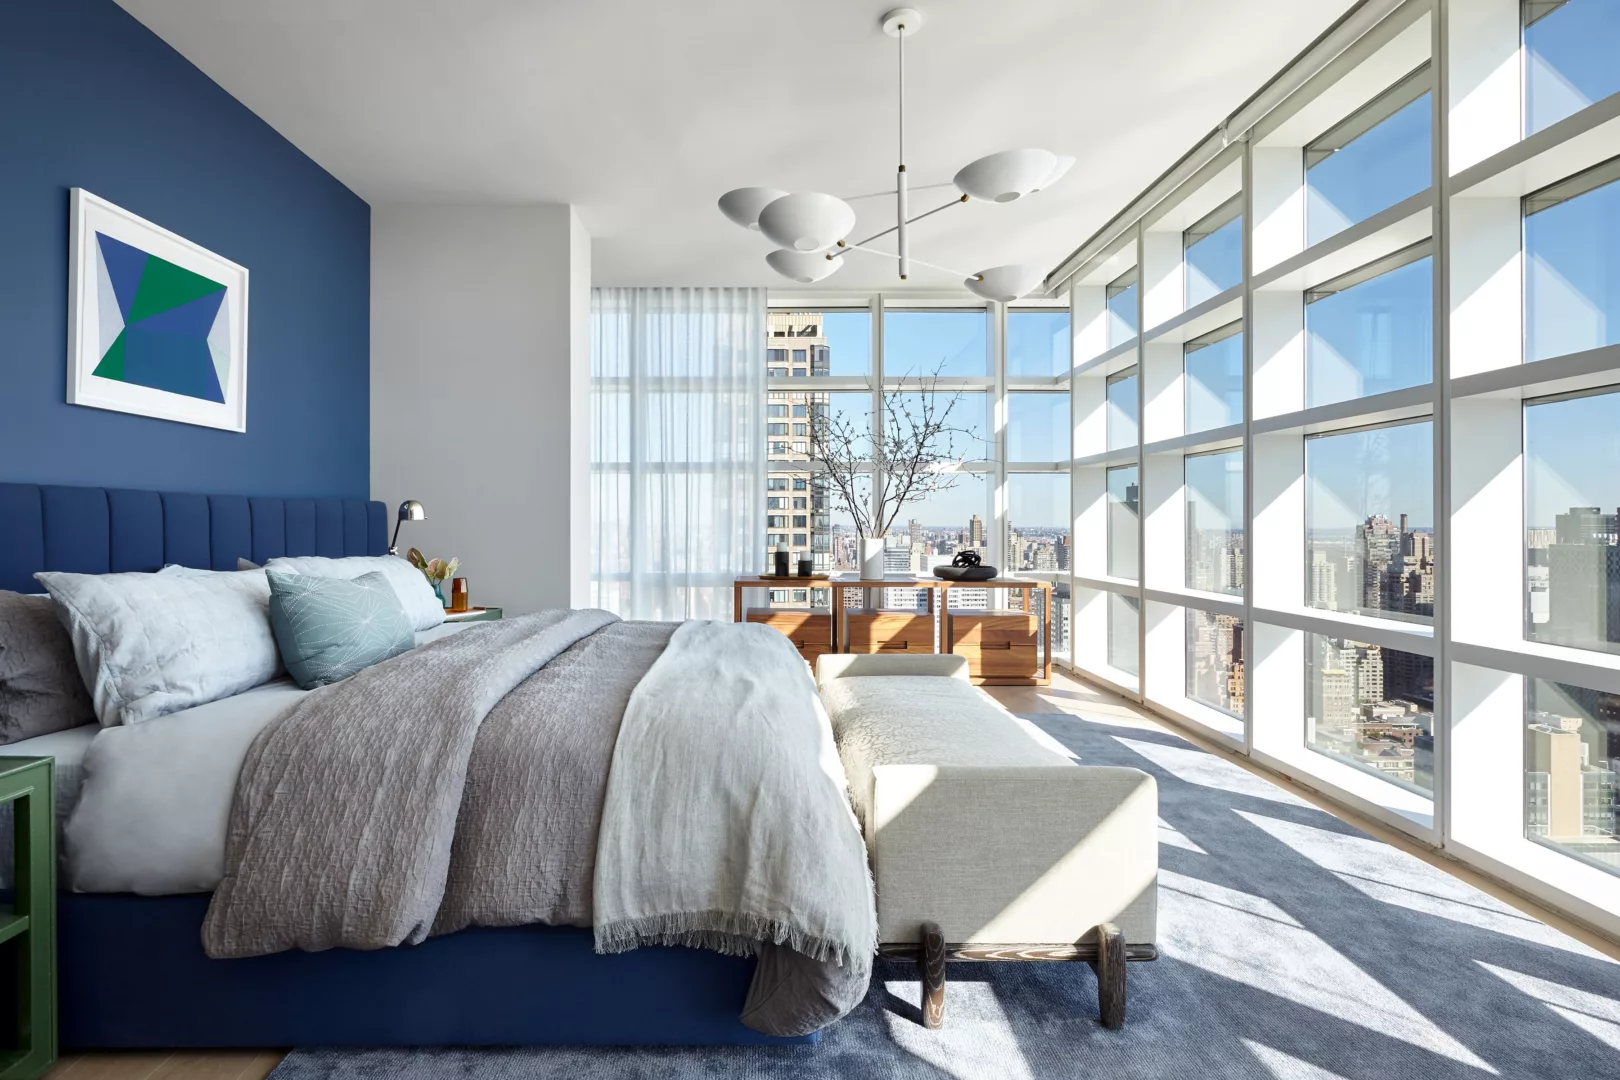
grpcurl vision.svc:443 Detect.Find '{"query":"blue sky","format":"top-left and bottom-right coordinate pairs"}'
top-left (1527, 391), bottom-right (1620, 529)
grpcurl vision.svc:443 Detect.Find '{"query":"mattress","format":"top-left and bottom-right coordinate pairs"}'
top-left (54, 623), bottom-right (472, 895)
top-left (0, 722), bottom-right (98, 888)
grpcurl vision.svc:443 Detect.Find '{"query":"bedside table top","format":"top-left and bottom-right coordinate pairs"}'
top-left (443, 606), bottom-right (502, 623)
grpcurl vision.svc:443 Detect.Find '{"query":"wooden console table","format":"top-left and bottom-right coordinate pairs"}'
top-left (732, 576), bottom-right (1053, 685)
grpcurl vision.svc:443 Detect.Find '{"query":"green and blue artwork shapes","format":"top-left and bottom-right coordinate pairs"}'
top-left (91, 232), bottom-right (231, 403)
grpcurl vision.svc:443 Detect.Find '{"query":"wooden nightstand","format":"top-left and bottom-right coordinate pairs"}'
top-left (443, 606), bottom-right (503, 623)
top-left (0, 757), bottom-right (54, 1080)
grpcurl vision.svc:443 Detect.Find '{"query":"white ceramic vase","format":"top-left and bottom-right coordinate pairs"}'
top-left (859, 537), bottom-right (886, 581)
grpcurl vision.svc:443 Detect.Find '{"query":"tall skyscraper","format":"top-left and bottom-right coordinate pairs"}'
top-left (1543, 506), bottom-right (1620, 652)
top-left (765, 312), bottom-right (834, 609)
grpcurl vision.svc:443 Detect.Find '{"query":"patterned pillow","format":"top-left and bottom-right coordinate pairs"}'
top-left (0, 591), bottom-right (95, 743)
top-left (266, 570), bottom-right (415, 690)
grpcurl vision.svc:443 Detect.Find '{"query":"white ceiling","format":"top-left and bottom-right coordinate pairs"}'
top-left (117, 0), bottom-right (1355, 292)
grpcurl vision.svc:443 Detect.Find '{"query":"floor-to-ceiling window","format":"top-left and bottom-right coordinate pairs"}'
top-left (1058, 0), bottom-right (1620, 936)
top-left (762, 299), bottom-right (1071, 658)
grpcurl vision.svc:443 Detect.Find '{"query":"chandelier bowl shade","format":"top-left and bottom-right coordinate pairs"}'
top-left (1037, 154), bottom-right (1076, 191)
top-left (757, 192), bottom-right (857, 253)
top-left (766, 248), bottom-right (843, 284)
top-left (964, 263), bottom-right (1044, 302)
top-left (954, 149), bottom-right (1059, 203)
top-left (718, 187), bottom-right (790, 230)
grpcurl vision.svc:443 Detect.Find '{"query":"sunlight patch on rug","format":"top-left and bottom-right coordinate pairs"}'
top-left (1244, 1040), bottom-right (1356, 1079)
top-left (1160, 869), bottom-right (1498, 1072)
top-left (1111, 735), bottom-right (1314, 808)
top-left (1235, 810), bottom-right (1611, 960)
top-left (1479, 962), bottom-right (1620, 1053)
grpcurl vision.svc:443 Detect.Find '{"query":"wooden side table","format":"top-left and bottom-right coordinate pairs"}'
top-left (828, 577), bottom-right (1053, 686)
top-left (731, 578), bottom-right (838, 652)
top-left (0, 758), bottom-right (54, 1080)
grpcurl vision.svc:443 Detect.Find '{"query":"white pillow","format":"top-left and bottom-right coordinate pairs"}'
top-left (34, 569), bottom-right (283, 727)
top-left (262, 555), bottom-right (445, 631)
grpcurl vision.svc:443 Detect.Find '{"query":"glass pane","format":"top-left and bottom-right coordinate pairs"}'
top-left (803, 390), bottom-right (872, 460)
top-left (1107, 270), bottom-right (1139, 346)
top-left (1186, 450), bottom-right (1244, 596)
top-left (882, 474), bottom-right (991, 609)
top-left (1306, 422), bottom-right (1435, 624)
top-left (1306, 633), bottom-right (1435, 793)
top-left (1525, 389), bottom-right (1620, 654)
top-left (1306, 256), bottom-right (1433, 408)
top-left (1526, 0), bottom-right (1620, 136)
top-left (1525, 676), bottom-right (1620, 874)
top-left (1052, 582), bottom-right (1072, 661)
top-left (1185, 326), bottom-right (1244, 433)
top-left (1307, 91), bottom-right (1431, 246)
top-left (768, 310), bottom-right (871, 377)
top-left (1106, 371), bottom-right (1138, 451)
top-left (1108, 592), bottom-right (1140, 676)
top-left (1006, 474), bottom-right (1070, 573)
top-left (1185, 214), bottom-right (1243, 306)
top-left (1007, 392), bottom-right (1069, 461)
top-left (886, 391), bottom-right (990, 462)
top-left (1187, 608), bottom-right (1246, 720)
top-left (1008, 310), bottom-right (1071, 377)
top-left (1526, 173), bottom-right (1620, 363)
top-left (883, 309), bottom-right (988, 377)
top-left (1107, 465), bottom-right (1140, 580)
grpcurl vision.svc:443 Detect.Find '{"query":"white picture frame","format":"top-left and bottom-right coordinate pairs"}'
top-left (67, 188), bottom-right (250, 432)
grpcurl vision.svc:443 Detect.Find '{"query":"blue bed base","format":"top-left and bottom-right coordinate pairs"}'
top-left (0, 481), bottom-right (810, 1047)
top-left (60, 894), bottom-right (808, 1047)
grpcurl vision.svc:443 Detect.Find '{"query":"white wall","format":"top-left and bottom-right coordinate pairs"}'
top-left (371, 203), bottom-right (591, 615)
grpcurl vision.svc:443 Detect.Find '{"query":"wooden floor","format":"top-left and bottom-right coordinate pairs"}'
top-left (45, 668), bottom-right (1620, 1079)
top-left (43, 1051), bottom-right (281, 1080)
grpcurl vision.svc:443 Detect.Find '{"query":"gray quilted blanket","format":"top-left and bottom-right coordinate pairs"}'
top-left (201, 610), bottom-right (874, 1036)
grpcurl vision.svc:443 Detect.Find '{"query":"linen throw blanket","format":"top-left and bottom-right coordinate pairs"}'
top-left (594, 621), bottom-right (877, 1031)
top-left (201, 611), bottom-right (875, 1035)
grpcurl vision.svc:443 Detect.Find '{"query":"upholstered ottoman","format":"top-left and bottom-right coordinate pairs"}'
top-left (817, 653), bottom-right (1158, 1028)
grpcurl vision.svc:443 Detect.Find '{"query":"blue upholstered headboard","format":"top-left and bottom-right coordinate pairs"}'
top-left (0, 483), bottom-right (387, 594)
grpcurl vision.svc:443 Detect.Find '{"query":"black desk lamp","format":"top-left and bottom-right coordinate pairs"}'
top-left (389, 500), bottom-right (425, 555)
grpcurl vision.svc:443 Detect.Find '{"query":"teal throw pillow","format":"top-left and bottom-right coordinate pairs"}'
top-left (266, 570), bottom-right (415, 690)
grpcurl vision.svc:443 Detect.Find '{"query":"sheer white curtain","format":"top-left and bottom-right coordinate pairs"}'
top-left (591, 287), bottom-right (766, 621)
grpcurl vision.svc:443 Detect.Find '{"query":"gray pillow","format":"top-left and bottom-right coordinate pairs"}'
top-left (35, 569), bottom-right (282, 727)
top-left (267, 570), bottom-right (415, 690)
top-left (0, 591), bottom-right (95, 743)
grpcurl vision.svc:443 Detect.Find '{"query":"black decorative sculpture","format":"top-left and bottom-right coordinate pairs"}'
top-left (933, 549), bottom-right (998, 581)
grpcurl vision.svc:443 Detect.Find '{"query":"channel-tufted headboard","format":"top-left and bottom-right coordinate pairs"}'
top-left (0, 483), bottom-right (387, 594)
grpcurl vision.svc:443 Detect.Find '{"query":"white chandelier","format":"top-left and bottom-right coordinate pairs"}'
top-left (718, 7), bottom-right (1073, 301)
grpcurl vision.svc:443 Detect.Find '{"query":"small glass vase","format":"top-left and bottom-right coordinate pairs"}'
top-left (432, 580), bottom-right (445, 606)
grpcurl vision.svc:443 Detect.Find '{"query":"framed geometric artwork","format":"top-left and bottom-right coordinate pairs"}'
top-left (66, 188), bottom-right (250, 432)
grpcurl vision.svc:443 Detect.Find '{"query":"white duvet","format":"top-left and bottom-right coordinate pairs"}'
top-left (62, 623), bottom-right (470, 895)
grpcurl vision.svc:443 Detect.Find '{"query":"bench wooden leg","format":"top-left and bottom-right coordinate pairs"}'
top-left (1088, 922), bottom-right (1126, 1028)
top-left (921, 921), bottom-right (946, 1029)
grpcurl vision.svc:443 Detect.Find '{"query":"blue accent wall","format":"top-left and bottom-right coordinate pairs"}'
top-left (0, 0), bottom-right (370, 498)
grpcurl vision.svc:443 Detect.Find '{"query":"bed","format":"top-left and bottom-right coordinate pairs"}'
top-left (0, 482), bottom-right (868, 1047)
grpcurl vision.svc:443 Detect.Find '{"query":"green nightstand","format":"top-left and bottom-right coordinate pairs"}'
top-left (443, 606), bottom-right (503, 623)
top-left (0, 758), bottom-right (53, 1080)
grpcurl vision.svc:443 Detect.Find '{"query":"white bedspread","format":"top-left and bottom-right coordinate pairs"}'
top-left (63, 624), bottom-right (471, 895)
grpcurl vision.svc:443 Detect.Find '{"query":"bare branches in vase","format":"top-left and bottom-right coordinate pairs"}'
top-left (808, 362), bottom-right (983, 581)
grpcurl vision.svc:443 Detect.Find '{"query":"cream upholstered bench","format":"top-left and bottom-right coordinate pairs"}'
top-left (817, 653), bottom-right (1158, 1028)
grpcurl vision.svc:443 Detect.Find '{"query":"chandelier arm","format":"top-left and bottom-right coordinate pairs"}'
top-left (837, 241), bottom-right (976, 280)
top-left (839, 181), bottom-right (957, 202)
top-left (828, 194), bottom-right (969, 261)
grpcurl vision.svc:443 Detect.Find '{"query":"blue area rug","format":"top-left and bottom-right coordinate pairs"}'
top-left (270, 712), bottom-right (1620, 1078)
